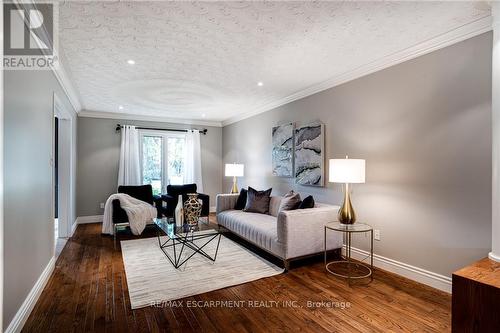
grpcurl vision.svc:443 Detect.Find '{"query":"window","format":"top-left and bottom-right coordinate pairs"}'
top-left (140, 131), bottom-right (186, 195)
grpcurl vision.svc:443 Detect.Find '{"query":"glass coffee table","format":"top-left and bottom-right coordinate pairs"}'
top-left (154, 218), bottom-right (224, 269)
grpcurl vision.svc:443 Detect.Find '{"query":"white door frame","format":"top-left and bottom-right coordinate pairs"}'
top-left (53, 93), bottom-right (73, 241)
top-left (0, 2), bottom-right (4, 326)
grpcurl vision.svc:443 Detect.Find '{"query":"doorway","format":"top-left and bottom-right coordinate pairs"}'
top-left (54, 116), bottom-right (59, 242)
top-left (53, 93), bottom-right (73, 256)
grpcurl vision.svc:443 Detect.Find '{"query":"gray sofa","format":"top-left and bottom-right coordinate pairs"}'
top-left (216, 193), bottom-right (343, 269)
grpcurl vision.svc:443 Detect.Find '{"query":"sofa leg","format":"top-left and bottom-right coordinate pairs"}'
top-left (284, 260), bottom-right (290, 271)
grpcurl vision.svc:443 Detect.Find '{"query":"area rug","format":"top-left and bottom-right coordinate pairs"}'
top-left (121, 233), bottom-right (284, 309)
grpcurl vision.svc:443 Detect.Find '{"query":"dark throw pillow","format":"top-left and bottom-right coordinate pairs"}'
top-left (234, 188), bottom-right (248, 210)
top-left (243, 187), bottom-right (272, 214)
top-left (278, 190), bottom-right (302, 213)
top-left (298, 195), bottom-right (315, 209)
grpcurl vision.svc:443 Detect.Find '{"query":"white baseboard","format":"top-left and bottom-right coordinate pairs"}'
top-left (76, 215), bottom-right (103, 224)
top-left (5, 256), bottom-right (56, 333)
top-left (343, 246), bottom-right (452, 293)
top-left (76, 211), bottom-right (215, 224)
top-left (69, 220), bottom-right (78, 236)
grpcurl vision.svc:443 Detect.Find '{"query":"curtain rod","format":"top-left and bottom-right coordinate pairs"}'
top-left (115, 124), bottom-right (207, 135)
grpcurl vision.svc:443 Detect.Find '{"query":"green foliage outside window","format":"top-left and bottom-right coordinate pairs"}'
top-left (142, 135), bottom-right (185, 196)
top-left (142, 136), bottom-right (162, 195)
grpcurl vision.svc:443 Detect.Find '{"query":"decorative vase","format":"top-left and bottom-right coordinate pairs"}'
top-left (184, 193), bottom-right (202, 226)
top-left (174, 194), bottom-right (184, 226)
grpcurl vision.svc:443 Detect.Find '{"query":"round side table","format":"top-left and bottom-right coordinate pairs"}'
top-left (324, 222), bottom-right (374, 285)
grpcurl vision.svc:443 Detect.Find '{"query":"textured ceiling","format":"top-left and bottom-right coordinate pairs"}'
top-left (59, 1), bottom-right (491, 124)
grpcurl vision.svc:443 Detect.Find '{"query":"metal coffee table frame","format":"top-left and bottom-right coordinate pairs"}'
top-left (155, 219), bottom-right (223, 269)
top-left (324, 222), bottom-right (374, 285)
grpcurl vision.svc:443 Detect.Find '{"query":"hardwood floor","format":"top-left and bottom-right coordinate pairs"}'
top-left (23, 220), bottom-right (451, 333)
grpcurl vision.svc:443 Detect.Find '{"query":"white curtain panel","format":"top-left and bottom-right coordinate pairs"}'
top-left (117, 125), bottom-right (141, 186)
top-left (184, 130), bottom-right (204, 192)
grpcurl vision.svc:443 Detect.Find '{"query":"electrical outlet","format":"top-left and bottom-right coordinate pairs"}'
top-left (100, 202), bottom-right (105, 209)
top-left (374, 229), bottom-right (381, 241)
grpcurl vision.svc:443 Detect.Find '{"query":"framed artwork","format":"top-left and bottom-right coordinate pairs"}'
top-left (294, 122), bottom-right (324, 186)
top-left (272, 123), bottom-right (294, 177)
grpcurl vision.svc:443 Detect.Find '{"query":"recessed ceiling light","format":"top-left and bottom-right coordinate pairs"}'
top-left (201, 113), bottom-right (206, 118)
top-left (118, 105), bottom-right (124, 110)
top-left (127, 59), bottom-right (135, 65)
top-left (257, 82), bottom-right (263, 86)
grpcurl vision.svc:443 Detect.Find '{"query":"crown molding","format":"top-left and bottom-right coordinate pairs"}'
top-left (51, 57), bottom-right (82, 113)
top-left (222, 15), bottom-right (492, 127)
top-left (79, 110), bottom-right (223, 127)
top-left (12, 0), bottom-right (82, 112)
top-left (14, 0), bottom-right (491, 126)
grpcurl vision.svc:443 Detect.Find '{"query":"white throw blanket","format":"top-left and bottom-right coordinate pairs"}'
top-left (102, 193), bottom-right (157, 235)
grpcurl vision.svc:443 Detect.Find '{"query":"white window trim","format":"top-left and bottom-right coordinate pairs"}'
top-left (139, 129), bottom-right (186, 193)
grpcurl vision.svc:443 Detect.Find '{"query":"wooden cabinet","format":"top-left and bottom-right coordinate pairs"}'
top-left (452, 258), bottom-right (500, 332)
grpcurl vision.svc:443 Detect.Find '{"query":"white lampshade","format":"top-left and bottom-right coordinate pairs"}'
top-left (329, 158), bottom-right (365, 183)
top-left (225, 163), bottom-right (244, 177)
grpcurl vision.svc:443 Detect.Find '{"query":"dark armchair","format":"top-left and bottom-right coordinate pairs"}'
top-left (112, 184), bottom-right (163, 225)
top-left (160, 184), bottom-right (210, 220)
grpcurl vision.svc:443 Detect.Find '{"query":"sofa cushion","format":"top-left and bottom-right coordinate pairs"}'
top-left (298, 195), bottom-right (315, 209)
top-left (268, 196), bottom-right (282, 217)
top-left (217, 210), bottom-right (283, 258)
top-left (244, 187), bottom-right (272, 214)
top-left (234, 188), bottom-right (247, 210)
top-left (278, 190), bottom-right (301, 213)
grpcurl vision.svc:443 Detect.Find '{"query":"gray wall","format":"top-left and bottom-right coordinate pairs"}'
top-left (222, 32), bottom-right (492, 277)
top-left (77, 117), bottom-right (222, 216)
top-left (4, 70), bottom-right (77, 328)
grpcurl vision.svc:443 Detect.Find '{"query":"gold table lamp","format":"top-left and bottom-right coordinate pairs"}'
top-left (329, 157), bottom-right (365, 224)
top-left (225, 163), bottom-right (244, 194)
